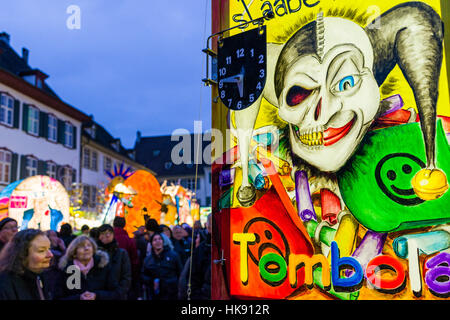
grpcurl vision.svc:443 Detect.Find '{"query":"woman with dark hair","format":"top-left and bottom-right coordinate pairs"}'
top-left (141, 232), bottom-right (182, 300)
top-left (0, 218), bottom-right (18, 252)
top-left (0, 229), bottom-right (53, 300)
top-left (56, 235), bottom-right (119, 300)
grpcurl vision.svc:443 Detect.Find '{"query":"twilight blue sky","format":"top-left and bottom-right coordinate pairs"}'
top-left (0, 0), bottom-right (211, 148)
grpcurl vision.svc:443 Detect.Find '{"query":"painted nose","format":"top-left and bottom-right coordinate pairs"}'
top-left (314, 98), bottom-right (322, 121)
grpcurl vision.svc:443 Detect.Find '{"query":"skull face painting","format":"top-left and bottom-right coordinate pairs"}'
top-left (233, 2), bottom-right (446, 207)
top-left (277, 17), bottom-right (380, 171)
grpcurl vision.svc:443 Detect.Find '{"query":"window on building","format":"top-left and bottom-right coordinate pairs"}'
top-left (112, 141), bottom-right (120, 152)
top-left (83, 148), bottom-right (98, 171)
top-left (90, 126), bottom-right (96, 139)
top-left (26, 156), bottom-right (38, 177)
top-left (46, 162), bottom-right (56, 179)
top-left (83, 148), bottom-right (90, 169)
top-left (36, 78), bottom-right (44, 89)
top-left (165, 179), bottom-right (176, 186)
top-left (82, 185), bottom-right (98, 208)
top-left (82, 185), bottom-right (90, 207)
top-left (90, 186), bottom-right (97, 207)
top-left (47, 115), bottom-right (57, 142)
top-left (182, 178), bottom-right (197, 191)
top-left (91, 151), bottom-right (98, 171)
top-left (104, 156), bottom-right (112, 172)
top-left (64, 123), bottom-right (74, 148)
top-left (0, 150), bottom-right (11, 184)
top-left (27, 106), bottom-right (39, 136)
top-left (85, 125), bottom-right (96, 139)
top-left (61, 166), bottom-right (72, 190)
top-left (0, 94), bottom-right (14, 127)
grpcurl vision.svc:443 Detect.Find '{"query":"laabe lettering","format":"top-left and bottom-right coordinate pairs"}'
top-left (233, 0), bottom-right (321, 29)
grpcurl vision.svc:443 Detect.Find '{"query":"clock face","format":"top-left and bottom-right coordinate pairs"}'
top-left (217, 26), bottom-right (267, 111)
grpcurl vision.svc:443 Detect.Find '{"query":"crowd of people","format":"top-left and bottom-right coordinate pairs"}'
top-left (0, 214), bottom-right (211, 300)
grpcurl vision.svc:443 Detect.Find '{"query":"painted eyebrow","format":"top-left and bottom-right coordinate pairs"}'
top-left (327, 51), bottom-right (361, 86)
top-left (288, 72), bottom-right (319, 88)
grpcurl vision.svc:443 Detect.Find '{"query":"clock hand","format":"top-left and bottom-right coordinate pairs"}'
top-left (221, 74), bottom-right (243, 83)
top-left (221, 73), bottom-right (244, 98)
top-left (237, 77), bottom-right (243, 98)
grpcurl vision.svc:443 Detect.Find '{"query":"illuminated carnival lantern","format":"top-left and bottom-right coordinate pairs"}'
top-left (101, 163), bottom-right (136, 226)
top-left (123, 169), bottom-right (162, 236)
top-left (102, 163), bottom-right (162, 236)
top-left (3, 176), bottom-right (69, 231)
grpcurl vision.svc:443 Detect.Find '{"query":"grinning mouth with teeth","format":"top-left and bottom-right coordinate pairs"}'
top-left (292, 117), bottom-right (356, 147)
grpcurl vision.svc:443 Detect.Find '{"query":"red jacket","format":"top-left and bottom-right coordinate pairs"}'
top-left (113, 227), bottom-right (139, 271)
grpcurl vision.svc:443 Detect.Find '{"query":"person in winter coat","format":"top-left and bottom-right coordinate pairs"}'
top-left (56, 235), bottom-right (119, 300)
top-left (171, 225), bottom-right (191, 266)
top-left (97, 224), bottom-right (132, 300)
top-left (0, 218), bottom-right (18, 252)
top-left (189, 214), bottom-right (211, 300)
top-left (113, 217), bottom-right (139, 272)
top-left (113, 216), bottom-right (139, 298)
top-left (141, 232), bottom-right (182, 300)
top-left (0, 229), bottom-right (53, 300)
top-left (133, 225), bottom-right (148, 264)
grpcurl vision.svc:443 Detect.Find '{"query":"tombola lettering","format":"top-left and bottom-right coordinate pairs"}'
top-left (233, 234), bottom-right (450, 297)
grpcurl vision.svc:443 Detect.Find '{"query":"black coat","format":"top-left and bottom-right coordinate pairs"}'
top-left (134, 233), bottom-right (148, 267)
top-left (55, 251), bottom-right (120, 300)
top-left (97, 240), bottom-right (132, 300)
top-left (190, 233), bottom-right (211, 300)
top-left (0, 240), bottom-right (6, 253)
top-left (60, 234), bottom-right (76, 248)
top-left (141, 247), bottom-right (182, 300)
top-left (0, 269), bottom-right (52, 300)
top-left (172, 238), bottom-right (191, 266)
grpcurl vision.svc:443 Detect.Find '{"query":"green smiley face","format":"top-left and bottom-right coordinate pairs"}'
top-left (338, 121), bottom-right (450, 233)
top-left (375, 153), bottom-right (425, 206)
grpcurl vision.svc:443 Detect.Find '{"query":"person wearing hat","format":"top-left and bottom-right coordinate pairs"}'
top-left (97, 224), bottom-right (132, 300)
top-left (0, 218), bottom-right (18, 252)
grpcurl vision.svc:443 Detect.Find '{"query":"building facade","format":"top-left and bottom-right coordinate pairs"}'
top-left (134, 131), bottom-right (212, 207)
top-left (0, 32), bottom-right (90, 192)
top-left (80, 120), bottom-right (155, 216)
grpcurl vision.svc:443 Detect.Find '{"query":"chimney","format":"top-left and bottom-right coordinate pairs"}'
top-left (136, 130), bottom-right (142, 144)
top-left (0, 32), bottom-right (10, 45)
top-left (22, 48), bottom-right (29, 64)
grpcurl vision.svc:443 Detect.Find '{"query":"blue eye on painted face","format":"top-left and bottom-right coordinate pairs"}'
top-left (338, 76), bottom-right (355, 91)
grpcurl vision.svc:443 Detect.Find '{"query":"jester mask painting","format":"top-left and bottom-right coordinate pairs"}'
top-left (212, 0), bottom-right (450, 300)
